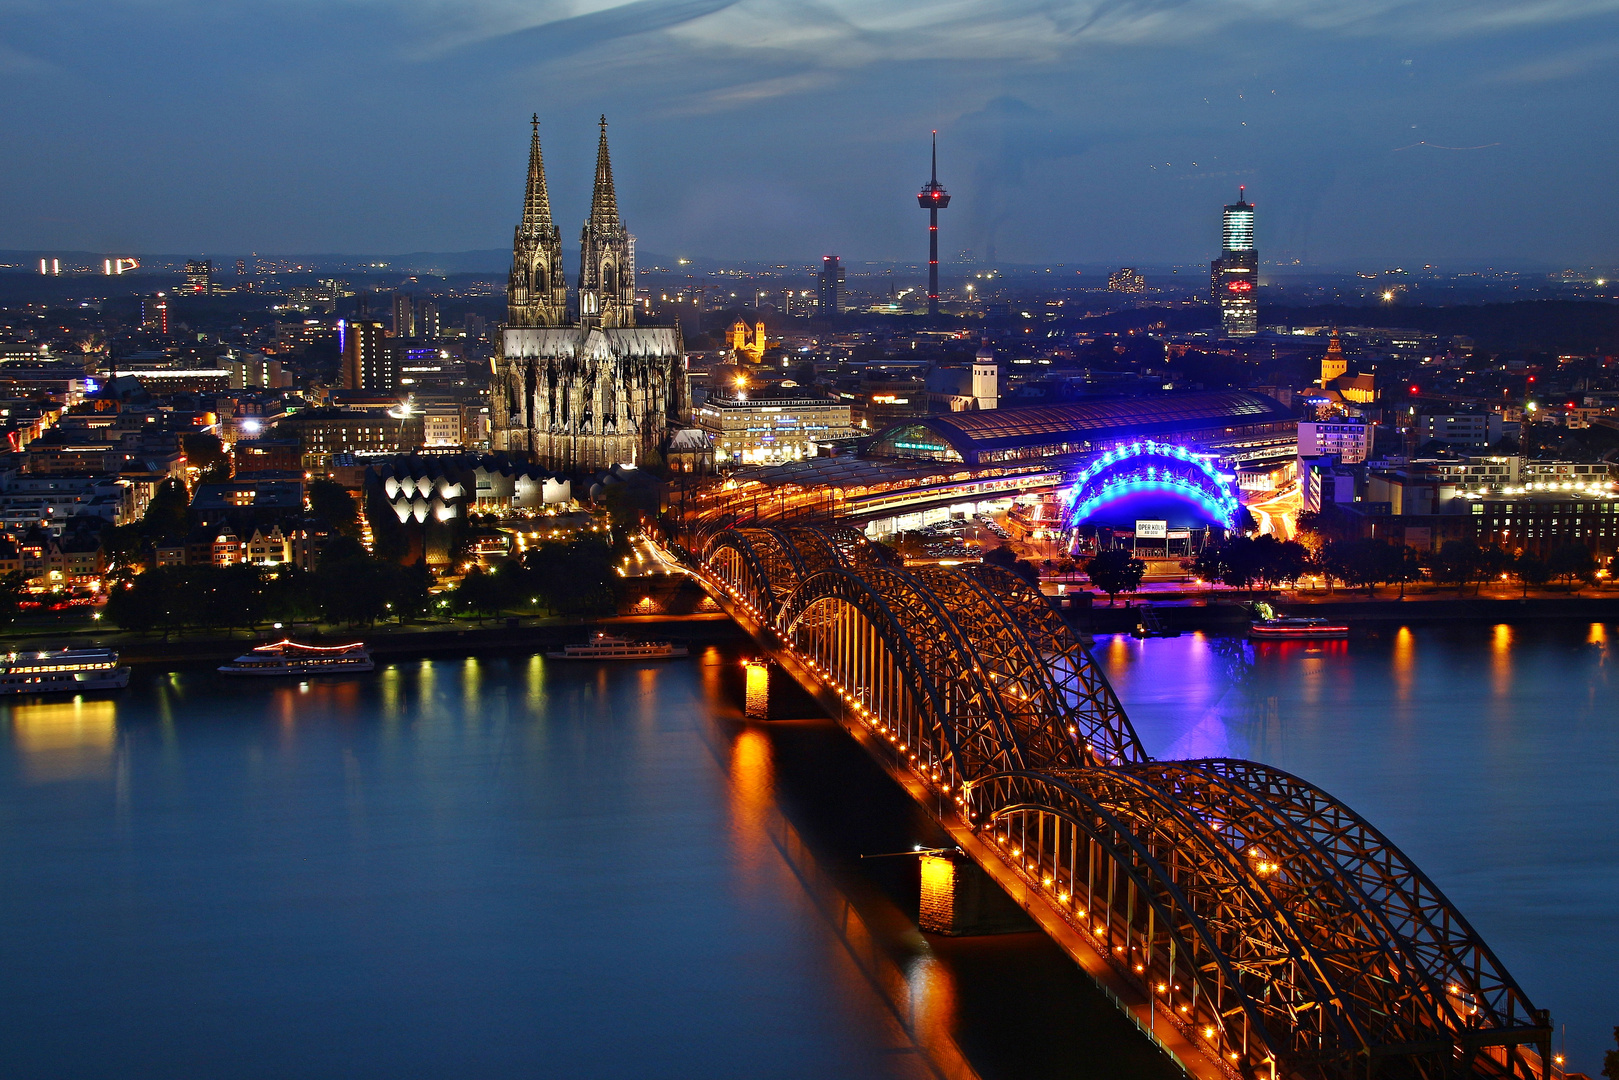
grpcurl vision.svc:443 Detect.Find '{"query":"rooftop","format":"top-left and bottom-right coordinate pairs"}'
top-left (866, 390), bottom-right (1295, 465)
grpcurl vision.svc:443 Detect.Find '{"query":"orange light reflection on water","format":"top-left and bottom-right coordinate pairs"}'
top-left (1491, 624), bottom-right (1513, 698)
top-left (727, 727), bottom-right (776, 896)
top-left (11, 698), bottom-right (117, 782)
top-left (1393, 627), bottom-right (1415, 703)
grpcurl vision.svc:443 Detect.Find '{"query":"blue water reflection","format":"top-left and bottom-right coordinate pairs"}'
top-left (0, 656), bottom-right (914, 1080)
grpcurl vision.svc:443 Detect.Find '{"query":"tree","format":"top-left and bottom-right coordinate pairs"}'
top-left (143, 478), bottom-right (190, 540)
top-left (105, 578), bottom-right (157, 634)
top-left (308, 478), bottom-right (361, 539)
top-left (315, 546), bottom-right (392, 626)
top-left (1386, 544), bottom-right (1425, 598)
top-left (1085, 548), bottom-right (1146, 606)
top-left (1511, 553), bottom-right (1551, 597)
top-left (983, 544), bottom-right (1019, 570)
top-left (263, 566), bottom-right (318, 625)
top-left (452, 568), bottom-right (506, 622)
top-left (1475, 545), bottom-right (1512, 593)
top-left (100, 524), bottom-right (146, 572)
top-left (1547, 543), bottom-right (1597, 590)
top-left (1427, 540), bottom-right (1482, 595)
top-left (892, 532), bottom-right (927, 561)
top-left (1602, 1024), bottom-right (1619, 1080)
top-left (0, 572), bottom-right (25, 628)
top-left (393, 560), bottom-right (433, 623)
top-left (1250, 536), bottom-right (1309, 589)
top-left (182, 432), bottom-right (228, 479)
top-left (523, 537), bottom-right (616, 617)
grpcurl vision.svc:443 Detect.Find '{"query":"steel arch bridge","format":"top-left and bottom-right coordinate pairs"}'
top-left (694, 524), bottom-right (1550, 1080)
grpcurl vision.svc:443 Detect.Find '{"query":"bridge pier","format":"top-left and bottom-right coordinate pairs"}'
top-left (919, 851), bottom-right (1036, 936)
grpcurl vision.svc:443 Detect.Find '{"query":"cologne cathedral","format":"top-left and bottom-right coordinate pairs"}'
top-left (491, 117), bottom-right (686, 472)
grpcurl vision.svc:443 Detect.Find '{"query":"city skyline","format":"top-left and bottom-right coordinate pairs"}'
top-left (4, 2), bottom-right (1619, 266)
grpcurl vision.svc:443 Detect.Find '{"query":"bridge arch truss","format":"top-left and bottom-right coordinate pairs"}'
top-left (693, 524), bottom-right (1548, 1080)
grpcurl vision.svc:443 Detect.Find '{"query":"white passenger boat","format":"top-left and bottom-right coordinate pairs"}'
top-left (218, 639), bottom-right (374, 675)
top-left (0, 648), bottom-right (131, 694)
top-left (546, 632), bottom-right (689, 660)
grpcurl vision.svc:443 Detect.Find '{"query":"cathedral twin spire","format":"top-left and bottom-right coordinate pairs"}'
top-left (507, 115), bottom-right (634, 329)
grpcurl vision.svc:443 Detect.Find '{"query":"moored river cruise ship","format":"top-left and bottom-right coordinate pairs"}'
top-left (546, 633), bottom-right (689, 660)
top-left (219, 640), bottom-right (374, 676)
top-left (0, 648), bottom-right (131, 695)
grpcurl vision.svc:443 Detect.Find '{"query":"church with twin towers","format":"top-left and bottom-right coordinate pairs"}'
top-left (490, 116), bottom-right (686, 473)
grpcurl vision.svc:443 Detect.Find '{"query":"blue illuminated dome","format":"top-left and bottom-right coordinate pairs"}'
top-left (1063, 441), bottom-right (1240, 530)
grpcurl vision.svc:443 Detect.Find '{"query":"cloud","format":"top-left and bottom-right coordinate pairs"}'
top-left (560, 0), bottom-right (1619, 63)
top-left (432, 0), bottom-right (744, 62)
top-left (0, 39), bottom-right (54, 76)
top-left (1486, 38), bottom-right (1619, 81)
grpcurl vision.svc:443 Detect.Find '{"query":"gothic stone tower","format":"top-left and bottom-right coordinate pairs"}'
top-left (577, 117), bottom-right (636, 329)
top-left (508, 116), bottom-right (567, 328)
top-left (491, 116), bottom-right (686, 473)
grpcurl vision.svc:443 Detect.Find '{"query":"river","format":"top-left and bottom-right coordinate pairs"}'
top-left (0, 624), bottom-right (1613, 1077)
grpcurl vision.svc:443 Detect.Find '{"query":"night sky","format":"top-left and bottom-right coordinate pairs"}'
top-left (3, 0), bottom-right (1618, 267)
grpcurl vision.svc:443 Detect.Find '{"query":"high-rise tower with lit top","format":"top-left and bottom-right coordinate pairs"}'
top-left (917, 132), bottom-right (950, 318)
top-left (1210, 187), bottom-right (1258, 338)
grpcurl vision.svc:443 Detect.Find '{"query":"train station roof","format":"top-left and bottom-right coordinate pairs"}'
top-left (864, 390), bottom-right (1295, 466)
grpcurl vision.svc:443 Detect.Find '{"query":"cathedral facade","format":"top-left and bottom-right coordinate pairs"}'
top-left (491, 117), bottom-right (686, 472)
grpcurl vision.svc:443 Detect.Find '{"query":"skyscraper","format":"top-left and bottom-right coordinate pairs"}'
top-left (1210, 187), bottom-right (1258, 338)
top-left (184, 260), bottom-right (213, 295)
top-left (818, 255), bottom-right (844, 318)
top-left (342, 319), bottom-right (391, 389)
top-left (916, 132), bottom-right (950, 318)
top-left (392, 294), bottom-right (415, 339)
top-left (490, 116), bottom-right (685, 471)
top-left (141, 293), bottom-right (168, 335)
top-left (417, 299), bottom-right (440, 340)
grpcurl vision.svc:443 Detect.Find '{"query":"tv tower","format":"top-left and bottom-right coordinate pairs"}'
top-left (916, 131), bottom-right (950, 318)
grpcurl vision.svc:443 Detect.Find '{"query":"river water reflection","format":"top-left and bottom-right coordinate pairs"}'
top-left (0, 624), bottom-right (1614, 1076)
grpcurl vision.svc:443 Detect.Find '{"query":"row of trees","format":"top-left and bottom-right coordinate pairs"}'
top-left (104, 541), bottom-right (433, 634)
top-left (449, 539), bottom-right (618, 621)
top-left (103, 534), bottom-right (624, 634)
top-left (1190, 535), bottom-right (1599, 597)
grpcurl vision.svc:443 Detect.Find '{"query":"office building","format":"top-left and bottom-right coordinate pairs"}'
top-left (1297, 419), bottom-right (1370, 464)
top-left (342, 319), bottom-right (393, 390)
top-left (1418, 413), bottom-right (1505, 450)
top-left (694, 387), bottom-right (855, 466)
top-left (416, 299), bottom-right (440, 340)
top-left (1210, 188), bottom-right (1257, 338)
top-left (392, 294), bottom-right (415, 339)
top-left (818, 255), bottom-right (845, 318)
top-left (227, 353), bottom-right (288, 390)
top-left (184, 260), bottom-right (213, 295)
top-left (422, 404), bottom-right (464, 447)
top-left (279, 409), bottom-right (424, 469)
top-left (141, 293), bottom-right (168, 335)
